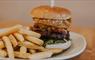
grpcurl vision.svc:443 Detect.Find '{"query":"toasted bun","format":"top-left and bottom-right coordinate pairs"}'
top-left (31, 5), bottom-right (71, 20)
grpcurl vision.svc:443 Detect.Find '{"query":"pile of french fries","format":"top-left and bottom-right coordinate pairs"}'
top-left (0, 24), bottom-right (64, 59)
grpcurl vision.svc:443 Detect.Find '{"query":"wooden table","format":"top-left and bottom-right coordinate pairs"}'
top-left (0, 20), bottom-right (95, 60)
top-left (71, 26), bottom-right (95, 60)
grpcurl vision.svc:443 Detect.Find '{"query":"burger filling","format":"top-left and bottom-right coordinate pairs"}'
top-left (31, 17), bottom-right (71, 45)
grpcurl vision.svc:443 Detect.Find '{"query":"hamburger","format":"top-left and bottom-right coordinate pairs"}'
top-left (31, 5), bottom-right (71, 45)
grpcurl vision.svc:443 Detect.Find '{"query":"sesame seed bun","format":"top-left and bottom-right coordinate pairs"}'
top-left (31, 5), bottom-right (71, 20)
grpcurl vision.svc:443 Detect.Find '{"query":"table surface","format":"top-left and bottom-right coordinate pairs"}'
top-left (0, 20), bottom-right (95, 60)
top-left (71, 27), bottom-right (95, 60)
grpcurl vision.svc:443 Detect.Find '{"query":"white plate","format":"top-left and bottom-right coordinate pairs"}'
top-left (0, 32), bottom-right (87, 60)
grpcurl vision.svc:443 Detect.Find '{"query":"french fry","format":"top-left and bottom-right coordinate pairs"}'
top-left (0, 25), bottom-right (22, 37)
top-left (46, 48), bottom-right (64, 54)
top-left (29, 51), bottom-right (53, 59)
top-left (14, 51), bottom-right (31, 59)
top-left (13, 33), bottom-right (24, 42)
top-left (2, 36), bottom-right (14, 59)
top-left (0, 24), bottom-right (65, 59)
top-left (20, 46), bottom-right (27, 53)
top-left (18, 28), bottom-right (41, 38)
top-left (9, 34), bottom-right (18, 47)
top-left (25, 27), bottom-right (30, 30)
top-left (21, 26), bottom-right (30, 30)
top-left (0, 40), bottom-right (5, 49)
top-left (29, 49), bottom-right (36, 54)
top-left (0, 49), bottom-right (7, 57)
top-left (23, 41), bottom-right (45, 51)
top-left (25, 36), bottom-right (44, 46)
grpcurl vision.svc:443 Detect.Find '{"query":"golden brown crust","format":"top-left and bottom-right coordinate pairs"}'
top-left (31, 5), bottom-right (71, 19)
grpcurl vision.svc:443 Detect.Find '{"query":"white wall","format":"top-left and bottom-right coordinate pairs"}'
top-left (0, 0), bottom-right (95, 27)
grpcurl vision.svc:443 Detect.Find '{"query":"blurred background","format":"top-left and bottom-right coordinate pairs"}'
top-left (0, 0), bottom-right (95, 28)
